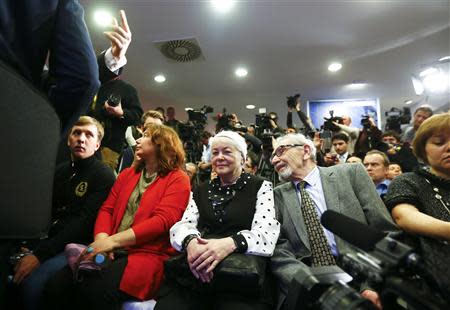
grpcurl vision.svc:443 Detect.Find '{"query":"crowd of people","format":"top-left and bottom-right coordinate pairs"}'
top-left (1, 2), bottom-right (450, 310)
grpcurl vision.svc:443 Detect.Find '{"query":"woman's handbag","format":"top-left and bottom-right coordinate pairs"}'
top-left (164, 252), bottom-right (267, 296)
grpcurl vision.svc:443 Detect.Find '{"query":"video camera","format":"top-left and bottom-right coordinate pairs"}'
top-left (186, 105), bottom-right (213, 124)
top-left (385, 107), bottom-right (411, 134)
top-left (286, 210), bottom-right (448, 310)
top-left (322, 111), bottom-right (344, 132)
top-left (216, 110), bottom-right (247, 133)
top-left (287, 93), bottom-right (301, 109)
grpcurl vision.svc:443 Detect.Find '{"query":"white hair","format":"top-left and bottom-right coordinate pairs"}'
top-left (210, 130), bottom-right (248, 162)
top-left (274, 133), bottom-right (317, 161)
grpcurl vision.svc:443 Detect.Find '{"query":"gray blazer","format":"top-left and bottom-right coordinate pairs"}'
top-left (271, 163), bottom-right (396, 309)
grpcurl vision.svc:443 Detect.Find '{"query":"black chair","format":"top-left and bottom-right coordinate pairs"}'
top-left (0, 60), bottom-right (59, 239)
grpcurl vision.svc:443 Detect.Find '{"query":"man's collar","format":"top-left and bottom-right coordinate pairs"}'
top-left (293, 166), bottom-right (320, 188)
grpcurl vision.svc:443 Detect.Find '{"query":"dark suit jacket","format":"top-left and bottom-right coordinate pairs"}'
top-left (0, 0), bottom-right (99, 133)
top-left (271, 163), bottom-right (396, 309)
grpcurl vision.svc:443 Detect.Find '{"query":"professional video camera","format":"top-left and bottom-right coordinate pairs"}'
top-left (178, 105), bottom-right (213, 162)
top-left (216, 109), bottom-right (248, 133)
top-left (287, 93), bottom-right (301, 109)
top-left (186, 105), bottom-right (213, 123)
top-left (322, 111), bottom-right (343, 132)
top-left (286, 210), bottom-right (448, 310)
top-left (385, 107), bottom-right (411, 134)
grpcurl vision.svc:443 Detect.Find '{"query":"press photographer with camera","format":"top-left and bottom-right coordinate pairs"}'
top-left (385, 113), bottom-right (450, 301)
top-left (89, 79), bottom-right (143, 171)
top-left (330, 115), bottom-right (359, 155)
top-left (381, 131), bottom-right (418, 172)
top-left (354, 116), bottom-right (388, 157)
top-left (401, 106), bottom-right (433, 144)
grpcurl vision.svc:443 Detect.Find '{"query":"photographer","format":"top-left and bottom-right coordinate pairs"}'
top-left (354, 116), bottom-right (387, 158)
top-left (286, 94), bottom-right (316, 137)
top-left (402, 107), bottom-right (433, 144)
top-left (331, 115), bottom-right (359, 155)
top-left (381, 131), bottom-right (418, 172)
top-left (89, 79), bottom-right (143, 171)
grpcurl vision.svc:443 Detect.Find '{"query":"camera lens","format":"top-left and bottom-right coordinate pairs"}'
top-left (319, 283), bottom-right (377, 310)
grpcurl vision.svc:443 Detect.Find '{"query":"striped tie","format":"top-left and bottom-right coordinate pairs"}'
top-left (298, 181), bottom-right (336, 266)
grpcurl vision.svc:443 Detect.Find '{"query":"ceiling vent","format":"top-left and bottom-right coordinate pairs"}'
top-left (154, 37), bottom-right (205, 63)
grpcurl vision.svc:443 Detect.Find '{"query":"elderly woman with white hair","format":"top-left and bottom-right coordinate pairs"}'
top-left (155, 130), bottom-right (280, 310)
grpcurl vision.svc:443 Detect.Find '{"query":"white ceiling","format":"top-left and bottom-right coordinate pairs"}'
top-left (81, 0), bottom-right (450, 126)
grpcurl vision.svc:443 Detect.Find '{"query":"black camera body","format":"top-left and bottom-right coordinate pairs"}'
top-left (360, 115), bottom-right (371, 129)
top-left (187, 105), bottom-right (213, 124)
top-left (385, 107), bottom-right (411, 134)
top-left (106, 93), bottom-right (121, 107)
top-left (323, 111), bottom-right (343, 132)
top-left (287, 235), bottom-right (448, 310)
top-left (287, 93), bottom-right (301, 109)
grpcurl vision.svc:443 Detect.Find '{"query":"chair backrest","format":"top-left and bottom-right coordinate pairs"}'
top-left (0, 60), bottom-right (60, 239)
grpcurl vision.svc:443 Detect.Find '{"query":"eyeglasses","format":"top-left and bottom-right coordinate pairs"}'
top-left (270, 144), bottom-right (303, 161)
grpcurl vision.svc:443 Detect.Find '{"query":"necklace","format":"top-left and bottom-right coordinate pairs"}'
top-left (424, 178), bottom-right (450, 216)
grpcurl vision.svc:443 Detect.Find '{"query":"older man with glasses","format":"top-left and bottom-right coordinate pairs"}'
top-left (269, 133), bottom-right (396, 310)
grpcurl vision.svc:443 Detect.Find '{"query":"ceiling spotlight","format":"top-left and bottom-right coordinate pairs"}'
top-left (154, 74), bottom-right (166, 83)
top-left (348, 80), bottom-right (367, 89)
top-left (438, 55), bottom-right (450, 62)
top-left (211, 0), bottom-right (235, 13)
top-left (246, 105), bottom-right (255, 110)
top-left (94, 10), bottom-right (113, 27)
top-left (328, 62), bottom-right (342, 72)
top-left (235, 67), bottom-right (248, 78)
top-left (404, 100), bottom-right (413, 105)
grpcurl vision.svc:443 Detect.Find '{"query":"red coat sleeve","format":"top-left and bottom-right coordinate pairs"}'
top-left (132, 170), bottom-right (191, 246)
top-left (94, 168), bottom-right (132, 236)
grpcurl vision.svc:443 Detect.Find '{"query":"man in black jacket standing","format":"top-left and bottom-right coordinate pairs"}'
top-left (12, 116), bottom-right (116, 310)
top-left (89, 79), bottom-right (143, 171)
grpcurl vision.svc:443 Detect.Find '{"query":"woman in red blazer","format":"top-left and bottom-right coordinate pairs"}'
top-left (43, 124), bottom-right (191, 309)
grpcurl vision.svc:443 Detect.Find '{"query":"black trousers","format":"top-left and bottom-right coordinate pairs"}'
top-left (155, 282), bottom-right (272, 310)
top-left (41, 255), bottom-right (134, 310)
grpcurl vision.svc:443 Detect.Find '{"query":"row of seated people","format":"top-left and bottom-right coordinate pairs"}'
top-left (9, 112), bottom-right (450, 310)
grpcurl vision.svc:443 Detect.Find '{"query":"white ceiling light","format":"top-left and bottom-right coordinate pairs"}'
top-left (422, 70), bottom-right (448, 93)
top-left (419, 67), bottom-right (438, 77)
top-left (94, 10), bottom-right (113, 27)
top-left (328, 62), bottom-right (342, 72)
top-left (404, 100), bottom-right (413, 105)
top-left (438, 56), bottom-right (450, 62)
top-left (154, 74), bottom-right (166, 83)
top-left (235, 67), bottom-right (248, 78)
top-left (246, 105), bottom-right (256, 110)
top-left (211, 0), bottom-right (235, 13)
top-left (347, 80), bottom-right (367, 89)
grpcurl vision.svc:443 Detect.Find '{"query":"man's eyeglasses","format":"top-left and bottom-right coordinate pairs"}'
top-left (270, 144), bottom-right (303, 161)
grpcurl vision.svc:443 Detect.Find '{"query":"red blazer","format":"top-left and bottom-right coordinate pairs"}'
top-left (94, 168), bottom-right (190, 300)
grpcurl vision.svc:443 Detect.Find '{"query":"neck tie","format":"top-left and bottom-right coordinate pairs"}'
top-left (298, 181), bottom-right (336, 266)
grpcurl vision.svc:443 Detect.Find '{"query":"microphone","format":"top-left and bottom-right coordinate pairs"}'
top-left (320, 210), bottom-right (386, 251)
